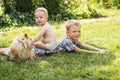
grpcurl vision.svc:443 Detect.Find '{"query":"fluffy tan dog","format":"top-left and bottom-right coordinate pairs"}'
top-left (4, 34), bottom-right (35, 61)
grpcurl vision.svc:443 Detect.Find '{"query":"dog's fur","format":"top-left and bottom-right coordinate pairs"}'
top-left (4, 34), bottom-right (35, 61)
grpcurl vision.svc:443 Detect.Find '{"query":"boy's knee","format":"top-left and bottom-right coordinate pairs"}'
top-left (33, 42), bottom-right (38, 47)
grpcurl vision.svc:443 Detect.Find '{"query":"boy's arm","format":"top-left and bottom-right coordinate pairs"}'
top-left (32, 27), bottom-right (46, 44)
top-left (77, 43), bottom-right (108, 54)
top-left (80, 43), bottom-right (101, 51)
top-left (74, 47), bottom-right (99, 54)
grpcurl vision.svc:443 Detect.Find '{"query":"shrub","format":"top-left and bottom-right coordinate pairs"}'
top-left (0, 11), bottom-right (35, 28)
top-left (102, 0), bottom-right (113, 9)
top-left (113, 0), bottom-right (120, 9)
top-left (9, 11), bottom-right (35, 26)
top-left (87, 5), bottom-right (103, 18)
top-left (0, 14), bottom-right (12, 27)
top-left (44, 0), bottom-right (62, 15)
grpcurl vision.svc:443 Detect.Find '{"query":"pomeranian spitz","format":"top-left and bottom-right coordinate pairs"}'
top-left (4, 34), bottom-right (35, 61)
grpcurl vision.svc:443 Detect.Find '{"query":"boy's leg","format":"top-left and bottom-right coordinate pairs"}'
top-left (46, 41), bottom-right (57, 50)
top-left (34, 42), bottom-right (48, 50)
top-left (32, 46), bottom-right (46, 57)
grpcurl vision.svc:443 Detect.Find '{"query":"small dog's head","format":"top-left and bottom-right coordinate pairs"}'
top-left (15, 34), bottom-right (32, 49)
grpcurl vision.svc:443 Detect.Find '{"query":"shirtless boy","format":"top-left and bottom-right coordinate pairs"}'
top-left (32, 7), bottom-right (57, 51)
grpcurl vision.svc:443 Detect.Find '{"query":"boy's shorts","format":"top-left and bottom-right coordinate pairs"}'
top-left (32, 46), bottom-right (46, 56)
top-left (45, 41), bottom-right (57, 51)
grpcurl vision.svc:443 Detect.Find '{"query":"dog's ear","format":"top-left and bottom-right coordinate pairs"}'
top-left (24, 33), bottom-right (28, 39)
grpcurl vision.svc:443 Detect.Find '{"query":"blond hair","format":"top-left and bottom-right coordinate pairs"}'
top-left (66, 20), bottom-right (81, 31)
top-left (34, 7), bottom-right (48, 19)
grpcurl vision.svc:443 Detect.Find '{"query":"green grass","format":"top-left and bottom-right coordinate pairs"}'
top-left (0, 17), bottom-right (120, 80)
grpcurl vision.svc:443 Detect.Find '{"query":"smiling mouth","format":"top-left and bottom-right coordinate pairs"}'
top-left (38, 22), bottom-right (41, 23)
top-left (75, 36), bottom-right (79, 37)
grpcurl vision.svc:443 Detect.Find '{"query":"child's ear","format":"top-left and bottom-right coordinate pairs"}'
top-left (66, 31), bottom-right (70, 34)
top-left (24, 33), bottom-right (28, 39)
top-left (66, 31), bottom-right (69, 36)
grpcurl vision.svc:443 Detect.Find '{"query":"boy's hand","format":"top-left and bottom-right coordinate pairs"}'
top-left (99, 49), bottom-right (108, 54)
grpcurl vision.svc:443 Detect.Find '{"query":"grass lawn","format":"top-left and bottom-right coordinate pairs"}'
top-left (0, 17), bottom-right (120, 80)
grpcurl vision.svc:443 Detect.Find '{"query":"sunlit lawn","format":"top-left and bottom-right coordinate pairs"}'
top-left (0, 17), bottom-right (120, 80)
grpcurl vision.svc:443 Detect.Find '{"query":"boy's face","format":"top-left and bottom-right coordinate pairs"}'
top-left (35, 11), bottom-right (47, 26)
top-left (67, 25), bottom-right (81, 41)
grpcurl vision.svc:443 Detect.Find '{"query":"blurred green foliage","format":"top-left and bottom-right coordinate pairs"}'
top-left (0, 0), bottom-right (120, 27)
